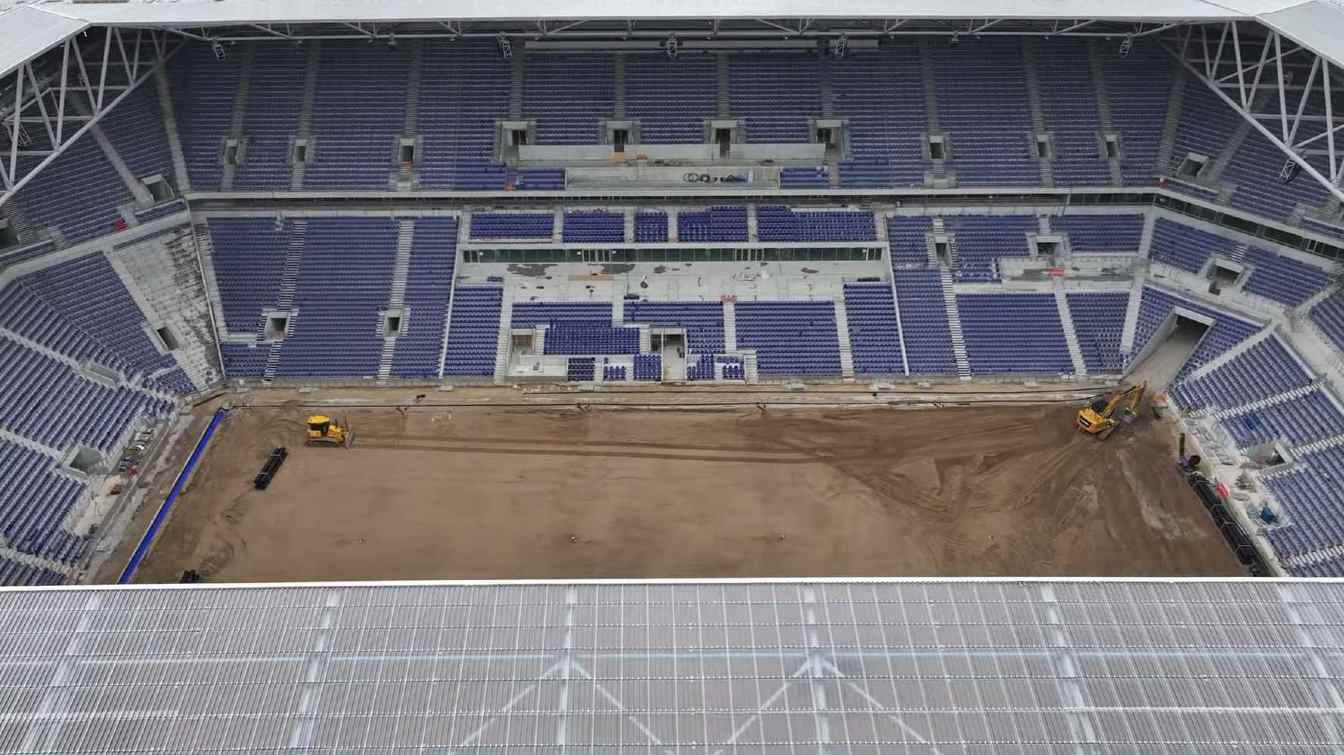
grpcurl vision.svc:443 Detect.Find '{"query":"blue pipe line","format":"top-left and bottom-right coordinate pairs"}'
top-left (118, 408), bottom-right (228, 584)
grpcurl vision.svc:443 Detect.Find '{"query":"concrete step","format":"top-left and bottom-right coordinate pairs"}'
top-left (262, 342), bottom-right (283, 380)
top-left (276, 219), bottom-right (307, 309)
top-left (388, 220), bottom-right (415, 309)
top-left (1213, 383), bottom-right (1318, 420)
top-left (291, 42), bottom-right (321, 190)
top-left (1055, 290), bottom-right (1089, 376)
top-left (742, 350), bottom-right (759, 383)
top-left (155, 69), bottom-right (192, 193)
top-left (834, 298), bottom-right (855, 379)
top-left (939, 269), bottom-right (972, 379)
top-left (723, 299), bottom-right (738, 352)
top-left (1120, 274), bottom-right (1145, 355)
top-left (493, 286), bottom-right (515, 381)
top-left (1155, 65), bottom-right (1187, 176)
top-left (1087, 39), bottom-right (1125, 186)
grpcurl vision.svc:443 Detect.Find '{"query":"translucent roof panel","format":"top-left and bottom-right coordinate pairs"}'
top-left (1, 579), bottom-right (1342, 751)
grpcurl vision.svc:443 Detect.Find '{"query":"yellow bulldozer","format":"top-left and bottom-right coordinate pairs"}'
top-left (1077, 383), bottom-right (1147, 440)
top-left (305, 415), bottom-right (353, 447)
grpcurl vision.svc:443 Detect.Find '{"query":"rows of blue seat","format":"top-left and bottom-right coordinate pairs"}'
top-left (602, 364), bottom-right (627, 381)
top-left (563, 211), bottom-right (624, 243)
top-left (1066, 292), bottom-right (1128, 373)
top-left (101, 85), bottom-right (176, 191)
top-left (633, 353), bottom-right (662, 381)
top-left (945, 215), bottom-right (1035, 282)
top-left (0, 554), bottom-right (65, 587)
top-left (844, 284), bottom-right (903, 375)
top-left (735, 301), bottom-right (841, 377)
top-left (205, 218), bottom-right (290, 333)
top-left (274, 218), bottom-right (397, 378)
top-left (391, 218), bottom-right (458, 378)
top-left (1223, 389), bottom-right (1344, 449)
top-left (512, 302), bottom-right (611, 327)
top-left (834, 44), bottom-right (929, 188)
top-left (219, 342), bottom-right (270, 377)
top-left (1171, 337), bottom-right (1311, 411)
top-left (887, 217), bottom-right (933, 268)
top-left (1131, 286), bottom-right (1260, 378)
top-left (1149, 218), bottom-right (1226, 273)
top-left (234, 45), bottom-right (307, 189)
top-left (0, 283), bottom-right (133, 377)
top-left (931, 39), bottom-right (1040, 187)
top-left (24, 254), bottom-right (180, 382)
top-left (1241, 246), bottom-right (1329, 307)
top-left (1036, 40), bottom-right (1112, 186)
top-left (1053, 215), bottom-right (1143, 253)
top-left (1311, 291), bottom-right (1344, 353)
top-left (567, 357), bottom-right (596, 381)
top-left (1265, 446), bottom-right (1344, 566)
top-left (729, 54), bottom-right (818, 144)
top-left (958, 294), bottom-right (1074, 375)
top-left (625, 55), bottom-right (717, 144)
top-left (0, 339), bottom-right (166, 452)
top-left (168, 43), bottom-right (242, 191)
top-left (678, 207), bottom-right (748, 243)
top-left (525, 54), bottom-right (613, 145)
top-left (442, 287), bottom-right (502, 376)
top-left (624, 302), bottom-right (724, 353)
top-left (18, 38), bottom-right (1344, 250)
top-left (892, 271), bottom-right (958, 375)
top-left (305, 42), bottom-right (410, 189)
top-left (756, 207), bottom-right (876, 242)
top-left (418, 41), bottom-right (510, 190)
top-left (543, 323), bottom-right (640, 355)
top-left (634, 212), bottom-right (668, 243)
top-left (0, 439), bottom-right (87, 565)
top-left (471, 213), bottom-right (554, 240)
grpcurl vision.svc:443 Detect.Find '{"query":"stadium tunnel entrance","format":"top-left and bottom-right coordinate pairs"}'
top-left (1128, 312), bottom-right (1209, 391)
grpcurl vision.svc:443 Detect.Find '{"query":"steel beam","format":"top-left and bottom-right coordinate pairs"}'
top-left (0, 31), bottom-right (178, 208)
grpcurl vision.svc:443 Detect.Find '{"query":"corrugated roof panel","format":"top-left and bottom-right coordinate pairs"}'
top-left (0, 579), bottom-right (1342, 751)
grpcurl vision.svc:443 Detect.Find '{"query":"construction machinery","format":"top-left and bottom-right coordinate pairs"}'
top-left (1077, 382), bottom-right (1147, 439)
top-left (305, 415), bottom-right (353, 447)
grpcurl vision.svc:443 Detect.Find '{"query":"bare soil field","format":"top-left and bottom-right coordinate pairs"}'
top-left (103, 393), bottom-right (1241, 582)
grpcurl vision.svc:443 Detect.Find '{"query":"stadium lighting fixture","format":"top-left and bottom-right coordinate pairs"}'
top-left (1118, 34), bottom-right (1133, 57)
top-left (498, 33), bottom-right (512, 59)
top-left (666, 34), bottom-right (679, 59)
top-left (211, 41), bottom-right (226, 60)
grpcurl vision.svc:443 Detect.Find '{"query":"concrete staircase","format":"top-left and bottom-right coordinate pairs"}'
top-left (723, 300), bottom-right (738, 352)
top-left (1087, 40), bottom-right (1125, 186)
top-left (716, 53), bottom-right (731, 117)
top-left (746, 205), bottom-right (759, 242)
top-left (1055, 291), bottom-right (1088, 376)
top-left (638, 325), bottom-right (652, 354)
top-left (277, 220), bottom-right (306, 310)
top-left (742, 351), bottom-right (759, 383)
top-left (155, 69), bottom-right (192, 193)
top-left (493, 285), bottom-right (514, 381)
top-left (192, 223), bottom-right (231, 339)
top-left (834, 298), bottom-right (856, 379)
top-left (509, 52), bottom-right (526, 118)
top-left (1294, 281), bottom-right (1340, 318)
top-left (1120, 275), bottom-right (1145, 354)
top-left (1155, 66), bottom-right (1187, 176)
top-left (939, 269), bottom-right (972, 379)
top-left (1021, 40), bottom-right (1054, 188)
top-left (0, 426), bottom-right (63, 460)
top-left (1228, 241), bottom-right (1250, 264)
top-left (220, 46), bottom-right (254, 190)
top-left (1183, 326), bottom-right (1276, 382)
top-left (611, 287), bottom-right (625, 324)
top-left (0, 543), bottom-right (73, 580)
top-left (612, 53), bottom-right (626, 119)
top-left (291, 42), bottom-right (321, 190)
top-left (377, 220), bottom-right (416, 379)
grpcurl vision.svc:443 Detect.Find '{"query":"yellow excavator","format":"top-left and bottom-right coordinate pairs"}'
top-left (1077, 383), bottom-right (1147, 440)
top-left (305, 415), bottom-right (353, 447)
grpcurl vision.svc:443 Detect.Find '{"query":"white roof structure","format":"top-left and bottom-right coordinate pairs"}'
top-left (3, 578), bottom-right (1343, 751)
top-left (3, 0), bottom-right (1344, 77)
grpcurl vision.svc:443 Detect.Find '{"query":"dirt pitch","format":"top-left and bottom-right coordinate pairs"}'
top-left (103, 391), bottom-right (1242, 582)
